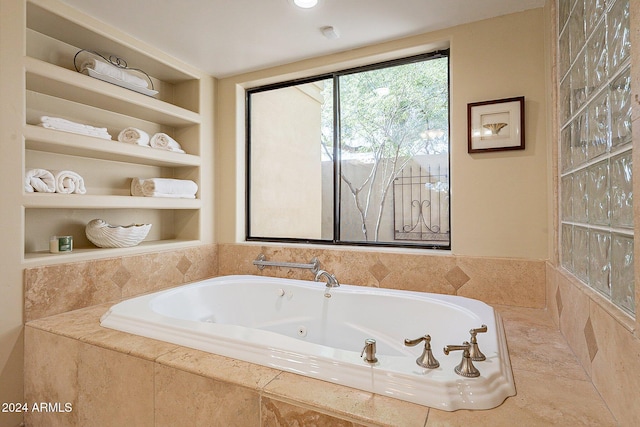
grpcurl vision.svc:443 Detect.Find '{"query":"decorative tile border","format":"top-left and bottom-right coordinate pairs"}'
top-left (24, 243), bottom-right (546, 322)
top-left (24, 244), bottom-right (217, 321)
top-left (218, 244), bottom-right (546, 308)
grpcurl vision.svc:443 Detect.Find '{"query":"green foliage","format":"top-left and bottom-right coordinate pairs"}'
top-left (320, 56), bottom-right (449, 241)
top-left (321, 57), bottom-right (448, 159)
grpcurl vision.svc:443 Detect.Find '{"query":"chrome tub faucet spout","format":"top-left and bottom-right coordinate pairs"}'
top-left (314, 269), bottom-right (339, 298)
top-left (314, 269), bottom-right (340, 288)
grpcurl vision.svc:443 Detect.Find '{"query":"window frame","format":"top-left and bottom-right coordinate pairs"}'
top-left (245, 49), bottom-right (451, 250)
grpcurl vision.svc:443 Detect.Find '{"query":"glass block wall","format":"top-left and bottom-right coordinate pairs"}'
top-left (558, 0), bottom-right (634, 316)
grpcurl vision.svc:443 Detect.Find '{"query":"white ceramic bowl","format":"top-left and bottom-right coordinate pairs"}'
top-left (85, 218), bottom-right (151, 248)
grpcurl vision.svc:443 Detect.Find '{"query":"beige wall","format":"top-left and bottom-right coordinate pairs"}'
top-left (250, 84), bottom-right (323, 239)
top-left (216, 8), bottom-right (549, 260)
top-left (0, 2), bottom-right (27, 426)
top-left (449, 11), bottom-right (548, 258)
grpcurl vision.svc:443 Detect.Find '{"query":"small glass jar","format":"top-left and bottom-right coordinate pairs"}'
top-left (49, 236), bottom-right (73, 253)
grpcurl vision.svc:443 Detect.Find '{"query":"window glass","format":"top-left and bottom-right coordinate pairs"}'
top-left (248, 51), bottom-right (450, 249)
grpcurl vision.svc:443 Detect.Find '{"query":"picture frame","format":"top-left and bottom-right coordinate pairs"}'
top-left (467, 96), bottom-right (525, 153)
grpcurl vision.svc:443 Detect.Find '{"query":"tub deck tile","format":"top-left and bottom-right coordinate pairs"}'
top-left (80, 327), bottom-right (181, 362)
top-left (24, 301), bottom-right (619, 426)
top-left (426, 369), bottom-right (616, 426)
top-left (262, 372), bottom-right (430, 427)
top-left (495, 305), bottom-right (590, 381)
top-left (25, 302), bottom-right (113, 340)
top-left (155, 346), bottom-right (282, 391)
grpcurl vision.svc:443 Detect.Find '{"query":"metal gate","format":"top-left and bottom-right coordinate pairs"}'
top-left (393, 164), bottom-right (449, 243)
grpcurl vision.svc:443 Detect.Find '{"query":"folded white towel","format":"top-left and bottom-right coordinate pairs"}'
top-left (40, 116), bottom-right (108, 133)
top-left (150, 133), bottom-right (185, 153)
top-left (142, 192), bottom-right (196, 199)
top-left (52, 170), bottom-right (86, 195)
top-left (131, 177), bottom-right (197, 198)
top-left (39, 116), bottom-right (112, 140)
top-left (25, 168), bottom-right (55, 193)
top-left (118, 127), bottom-right (150, 146)
top-left (141, 178), bottom-right (198, 197)
top-left (79, 56), bottom-right (149, 88)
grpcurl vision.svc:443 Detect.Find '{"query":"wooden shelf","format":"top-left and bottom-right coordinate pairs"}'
top-left (24, 125), bottom-right (201, 167)
top-left (23, 193), bottom-right (201, 209)
top-left (23, 239), bottom-right (202, 266)
top-left (25, 57), bottom-right (201, 127)
top-left (20, 0), bottom-right (210, 267)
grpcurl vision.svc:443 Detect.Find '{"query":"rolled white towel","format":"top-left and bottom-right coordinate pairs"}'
top-left (52, 170), bottom-right (86, 194)
top-left (79, 56), bottom-right (149, 88)
top-left (25, 168), bottom-right (55, 193)
top-left (140, 178), bottom-right (198, 198)
top-left (118, 127), bottom-right (150, 146)
top-left (130, 177), bottom-right (144, 196)
top-left (150, 133), bottom-right (185, 153)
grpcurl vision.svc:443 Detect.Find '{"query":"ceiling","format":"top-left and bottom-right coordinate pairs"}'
top-left (61, 0), bottom-right (546, 78)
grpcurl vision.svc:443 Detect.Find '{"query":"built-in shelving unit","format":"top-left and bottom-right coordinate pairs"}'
top-left (21, 0), bottom-right (213, 265)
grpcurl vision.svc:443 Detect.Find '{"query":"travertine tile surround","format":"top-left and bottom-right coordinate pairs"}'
top-left (218, 244), bottom-right (546, 308)
top-left (537, 3), bottom-right (640, 425)
top-left (24, 243), bottom-right (628, 424)
top-left (546, 262), bottom-right (640, 426)
top-left (24, 244), bottom-right (218, 321)
top-left (24, 243), bottom-right (545, 322)
top-left (24, 303), bottom-right (616, 426)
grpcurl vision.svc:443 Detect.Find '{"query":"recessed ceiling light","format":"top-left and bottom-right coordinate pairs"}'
top-left (293, 0), bottom-right (318, 8)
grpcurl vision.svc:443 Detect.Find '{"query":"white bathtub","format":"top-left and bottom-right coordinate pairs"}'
top-left (100, 275), bottom-right (515, 411)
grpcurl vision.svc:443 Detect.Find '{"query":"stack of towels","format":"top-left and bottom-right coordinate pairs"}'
top-left (25, 169), bottom-right (86, 194)
top-left (118, 127), bottom-right (185, 153)
top-left (39, 116), bottom-right (112, 140)
top-left (131, 178), bottom-right (197, 199)
top-left (78, 53), bottom-right (150, 90)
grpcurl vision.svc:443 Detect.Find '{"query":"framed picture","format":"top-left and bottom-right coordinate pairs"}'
top-left (467, 96), bottom-right (525, 153)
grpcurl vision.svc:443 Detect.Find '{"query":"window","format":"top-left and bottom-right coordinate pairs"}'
top-left (247, 51), bottom-right (450, 249)
top-left (558, 0), bottom-right (634, 316)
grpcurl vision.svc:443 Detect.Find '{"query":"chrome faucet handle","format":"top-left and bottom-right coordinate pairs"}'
top-left (360, 338), bottom-right (378, 364)
top-left (443, 341), bottom-right (480, 378)
top-left (404, 335), bottom-right (439, 369)
top-left (469, 324), bottom-right (487, 361)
